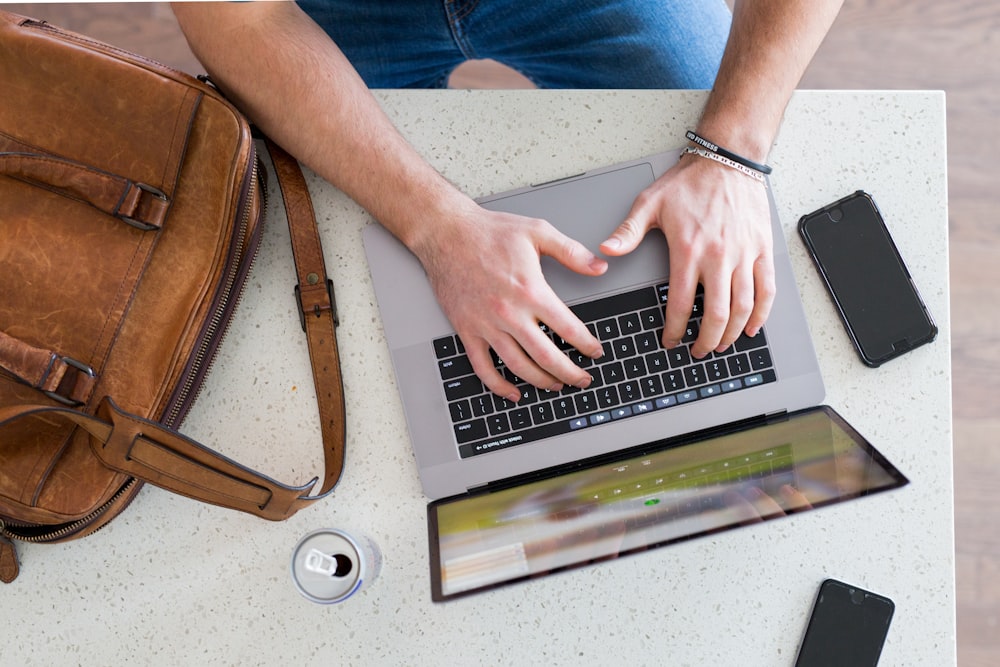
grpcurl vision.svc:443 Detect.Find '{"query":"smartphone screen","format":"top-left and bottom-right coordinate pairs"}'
top-left (798, 191), bottom-right (937, 366)
top-left (795, 578), bottom-right (895, 667)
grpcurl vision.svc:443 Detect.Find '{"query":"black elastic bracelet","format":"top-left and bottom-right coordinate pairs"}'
top-left (685, 130), bottom-right (772, 175)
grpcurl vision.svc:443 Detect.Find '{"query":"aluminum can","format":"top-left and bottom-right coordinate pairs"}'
top-left (290, 528), bottom-right (382, 604)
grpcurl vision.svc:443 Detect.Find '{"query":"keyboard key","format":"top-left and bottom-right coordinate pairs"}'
top-left (570, 286), bottom-right (657, 322)
top-left (611, 406), bottom-right (633, 420)
top-left (596, 386), bottom-right (620, 408)
top-left (444, 376), bottom-right (483, 401)
top-left (667, 347), bottom-right (692, 368)
top-left (601, 361), bottom-right (625, 384)
top-left (487, 413), bottom-right (510, 435)
top-left (705, 360), bottom-right (729, 381)
top-left (454, 418), bottom-right (487, 443)
top-left (735, 329), bottom-right (768, 351)
top-left (433, 336), bottom-right (458, 359)
top-left (619, 380), bottom-right (641, 402)
top-left (684, 364), bottom-right (707, 387)
top-left (509, 408), bottom-right (531, 430)
top-left (639, 307), bottom-right (663, 330)
top-left (612, 337), bottom-right (636, 359)
top-left (449, 399), bottom-right (472, 423)
top-left (624, 357), bottom-right (647, 379)
top-left (574, 391), bottom-right (597, 414)
top-left (618, 312), bottom-right (642, 336)
top-left (749, 348), bottom-right (773, 370)
top-left (530, 402), bottom-right (555, 425)
top-left (596, 318), bottom-right (620, 341)
top-left (635, 331), bottom-right (659, 355)
top-left (471, 395), bottom-right (494, 416)
top-left (699, 384), bottom-right (722, 398)
top-left (438, 355), bottom-right (473, 380)
top-left (518, 384), bottom-right (539, 405)
top-left (727, 353), bottom-right (751, 376)
top-left (677, 390), bottom-right (699, 403)
top-left (646, 350), bottom-right (668, 373)
top-left (641, 375), bottom-right (664, 398)
top-left (590, 411), bottom-right (612, 425)
top-left (552, 397), bottom-right (576, 419)
top-left (662, 371), bottom-right (685, 391)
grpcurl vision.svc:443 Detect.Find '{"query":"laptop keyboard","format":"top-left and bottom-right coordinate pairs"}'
top-left (434, 282), bottom-right (776, 459)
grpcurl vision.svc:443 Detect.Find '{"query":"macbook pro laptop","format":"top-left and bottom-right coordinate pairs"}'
top-left (362, 148), bottom-right (909, 599)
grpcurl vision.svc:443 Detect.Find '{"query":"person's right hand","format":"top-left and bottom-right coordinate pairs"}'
top-left (412, 205), bottom-right (609, 403)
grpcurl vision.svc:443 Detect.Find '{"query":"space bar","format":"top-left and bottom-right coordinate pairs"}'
top-left (458, 420), bottom-right (574, 458)
top-left (569, 285), bottom-right (658, 323)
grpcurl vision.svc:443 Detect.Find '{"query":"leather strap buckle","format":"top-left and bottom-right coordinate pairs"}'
top-left (42, 356), bottom-right (96, 406)
top-left (294, 277), bottom-right (339, 332)
top-left (118, 182), bottom-right (169, 231)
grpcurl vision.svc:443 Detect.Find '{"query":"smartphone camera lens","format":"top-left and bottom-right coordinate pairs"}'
top-left (828, 208), bottom-right (843, 222)
top-left (851, 589), bottom-right (866, 605)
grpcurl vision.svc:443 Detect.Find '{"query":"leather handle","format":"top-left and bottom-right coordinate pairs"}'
top-left (0, 401), bottom-right (318, 520)
top-left (0, 152), bottom-right (170, 230)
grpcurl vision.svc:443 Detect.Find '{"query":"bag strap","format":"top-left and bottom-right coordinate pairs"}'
top-left (0, 142), bottom-right (346, 520)
top-left (0, 152), bottom-right (171, 230)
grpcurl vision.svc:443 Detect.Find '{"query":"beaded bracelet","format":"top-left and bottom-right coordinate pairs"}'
top-left (685, 130), bottom-right (773, 175)
top-left (682, 147), bottom-right (766, 185)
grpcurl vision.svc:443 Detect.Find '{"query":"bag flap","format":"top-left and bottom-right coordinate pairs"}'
top-left (0, 11), bottom-right (201, 199)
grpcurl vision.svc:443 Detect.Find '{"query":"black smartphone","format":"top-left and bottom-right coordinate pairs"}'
top-left (798, 191), bottom-right (937, 367)
top-left (794, 578), bottom-right (895, 667)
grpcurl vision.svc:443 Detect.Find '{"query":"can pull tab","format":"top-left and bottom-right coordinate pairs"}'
top-left (304, 548), bottom-right (353, 578)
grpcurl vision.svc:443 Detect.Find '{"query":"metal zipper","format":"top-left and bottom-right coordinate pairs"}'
top-left (1, 478), bottom-right (140, 544)
top-left (162, 155), bottom-right (265, 428)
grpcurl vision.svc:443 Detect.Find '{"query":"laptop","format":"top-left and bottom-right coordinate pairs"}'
top-left (362, 148), bottom-right (909, 599)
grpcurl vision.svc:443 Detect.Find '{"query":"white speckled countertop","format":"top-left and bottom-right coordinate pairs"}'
top-left (4, 91), bottom-right (953, 666)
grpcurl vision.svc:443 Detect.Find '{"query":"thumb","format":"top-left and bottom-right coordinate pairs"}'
top-left (600, 196), bottom-right (656, 256)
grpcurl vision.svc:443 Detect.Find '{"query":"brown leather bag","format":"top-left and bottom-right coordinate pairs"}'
top-left (0, 11), bottom-right (346, 583)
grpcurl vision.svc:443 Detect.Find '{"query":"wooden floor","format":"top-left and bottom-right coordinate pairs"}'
top-left (7, 1), bottom-right (998, 663)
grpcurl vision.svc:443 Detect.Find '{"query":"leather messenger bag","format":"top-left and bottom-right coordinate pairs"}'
top-left (0, 11), bottom-right (346, 583)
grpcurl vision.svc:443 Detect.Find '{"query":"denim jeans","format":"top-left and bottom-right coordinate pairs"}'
top-left (295, 0), bottom-right (732, 89)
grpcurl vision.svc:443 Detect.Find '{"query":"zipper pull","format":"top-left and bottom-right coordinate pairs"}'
top-left (0, 533), bottom-right (19, 584)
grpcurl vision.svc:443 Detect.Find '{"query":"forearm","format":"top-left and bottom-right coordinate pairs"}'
top-left (171, 2), bottom-right (476, 251)
top-left (696, 0), bottom-right (844, 162)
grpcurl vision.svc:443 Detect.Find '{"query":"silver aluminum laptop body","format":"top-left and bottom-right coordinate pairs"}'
top-left (363, 149), bottom-right (824, 499)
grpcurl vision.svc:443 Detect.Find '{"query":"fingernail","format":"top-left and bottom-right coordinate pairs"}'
top-left (576, 376), bottom-right (592, 389)
top-left (602, 237), bottom-right (622, 250)
top-left (548, 383), bottom-right (563, 392)
top-left (663, 339), bottom-right (679, 349)
top-left (589, 256), bottom-right (609, 271)
top-left (506, 391), bottom-right (521, 403)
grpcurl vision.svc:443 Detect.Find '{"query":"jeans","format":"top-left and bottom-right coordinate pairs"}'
top-left (295, 0), bottom-right (732, 89)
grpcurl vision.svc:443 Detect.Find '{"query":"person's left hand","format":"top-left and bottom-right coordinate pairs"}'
top-left (600, 154), bottom-right (775, 359)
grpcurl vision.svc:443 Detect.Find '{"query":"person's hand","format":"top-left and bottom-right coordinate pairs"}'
top-left (600, 155), bottom-right (775, 359)
top-left (415, 206), bottom-right (608, 403)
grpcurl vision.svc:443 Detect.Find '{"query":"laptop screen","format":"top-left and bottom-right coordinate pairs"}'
top-left (427, 406), bottom-right (907, 601)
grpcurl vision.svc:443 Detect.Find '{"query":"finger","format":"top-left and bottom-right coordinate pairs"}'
top-left (513, 319), bottom-right (597, 390)
top-left (463, 337), bottom-right (522, 403)
top-left (493, 326), bottom-right (591, 391)
top-left (715, 263), bottom-right (756, 353)
top-left (662, 272), bottom-right (698, 349)
top-left (600, 192), bottom-right (656, 256)
top-left (744, 253), bottom-right (776, 337)
top-left (538, 226), bottom-right (608, 276)
top-left (691, 272), bottom-right (730, 359)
